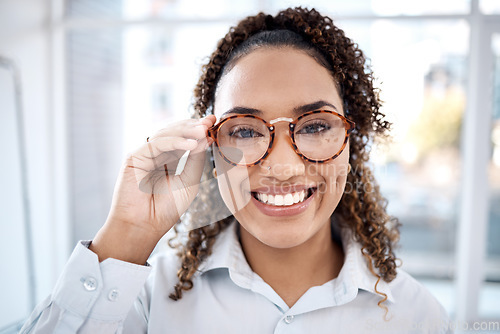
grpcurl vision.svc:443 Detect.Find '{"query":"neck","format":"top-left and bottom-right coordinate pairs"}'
top-left (238, 221), bottom-right (344, 308)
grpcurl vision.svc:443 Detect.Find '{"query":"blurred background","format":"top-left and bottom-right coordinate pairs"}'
top-left (0, 0), bottom-right (499, 332)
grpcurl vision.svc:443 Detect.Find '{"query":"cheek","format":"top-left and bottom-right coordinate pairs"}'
top-left (335, 169), bottom-right (349, 194)
top-left (214, 152), bottom-right (252, 214)
top-left (332, 147), bottom-right (350, 193)
top-left (313, 161), bottom-right (350, 197)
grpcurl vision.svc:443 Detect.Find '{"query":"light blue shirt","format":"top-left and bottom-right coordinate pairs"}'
top-left (21, 221), bottom-right (452, 333)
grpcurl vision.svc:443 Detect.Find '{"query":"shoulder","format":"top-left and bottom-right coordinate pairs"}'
top-left (147, 246), bottom-right (182, 283)
top-left (386, 268), bottom-right (451, 331)
top-left (389, 269), bottom-right (440, 306)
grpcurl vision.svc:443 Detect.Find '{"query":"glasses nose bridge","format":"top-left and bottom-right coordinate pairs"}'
top-left (268, 116), bottom-right (294, 139)
top-left (268, 116), bottom-right (295, 141)
top-left (266, 116), bottom-right (299, 161)
top-left (269, 116), bottom-right (294, 126)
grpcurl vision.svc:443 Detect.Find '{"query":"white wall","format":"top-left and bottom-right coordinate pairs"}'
top-left (0, 0), bottom-right (69, 310)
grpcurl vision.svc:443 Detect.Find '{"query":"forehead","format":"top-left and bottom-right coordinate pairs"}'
top-left (214, 48), bottom-right (342, 119)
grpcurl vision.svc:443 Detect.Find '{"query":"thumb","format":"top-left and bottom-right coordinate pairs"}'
top-left (177, 137), bottom-right (211, 188)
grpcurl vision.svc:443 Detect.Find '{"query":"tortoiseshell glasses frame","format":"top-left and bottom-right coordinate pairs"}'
top-left (207, 109), bottom-right (356, 167)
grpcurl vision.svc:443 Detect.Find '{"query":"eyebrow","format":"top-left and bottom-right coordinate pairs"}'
top-left (293, 101), bottom-right (338, 115)
top-left (221, 106), bottom-right (261, 117)
top-left (221, 100), bottom-right (339, 118)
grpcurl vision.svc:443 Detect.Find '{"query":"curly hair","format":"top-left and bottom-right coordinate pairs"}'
top-left (169, 7), bottom-right (401, 309)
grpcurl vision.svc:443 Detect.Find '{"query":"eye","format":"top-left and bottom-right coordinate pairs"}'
top-left (296, 121), bottom-right (331, 135)
top-left (228, 126), bottom-right (264, 139)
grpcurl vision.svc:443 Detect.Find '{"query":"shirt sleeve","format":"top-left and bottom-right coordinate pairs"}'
top-left (19, 241), bottom-right (152, 334)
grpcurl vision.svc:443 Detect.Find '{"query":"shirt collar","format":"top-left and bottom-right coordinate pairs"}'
top-left (340, 228), bottom-right (395, 303)
top-left (197, 219), bottom-right (395, 306)
top-left (197, 220), bottom-right (254, 282)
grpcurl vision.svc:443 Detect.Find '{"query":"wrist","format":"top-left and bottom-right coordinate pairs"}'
top-left (89, 219), bottom-right (162, 265)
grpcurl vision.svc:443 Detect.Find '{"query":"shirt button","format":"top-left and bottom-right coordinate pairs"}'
top-left (284, 315), bottom-right (294, 324)
top-left (108, 289), bottom-right (120, 301)
top-left (82, 277), bottom-right (97, 291)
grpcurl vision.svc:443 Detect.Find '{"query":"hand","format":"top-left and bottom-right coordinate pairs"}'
top-left (89, 115), bottom-right (216, 264)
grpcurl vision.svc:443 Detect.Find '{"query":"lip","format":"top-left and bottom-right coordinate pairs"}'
top-left (250, 188), bottom-right (317, 217)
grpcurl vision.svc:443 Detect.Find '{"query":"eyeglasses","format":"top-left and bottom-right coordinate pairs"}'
top-left (207, 110), bottom-right (355, 166)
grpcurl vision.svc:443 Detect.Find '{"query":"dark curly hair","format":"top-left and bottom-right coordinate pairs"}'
top-left (169, 7), bottom-right (400, 311)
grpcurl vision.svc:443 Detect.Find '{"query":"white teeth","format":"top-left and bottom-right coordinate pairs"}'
top-left (254, 190), bottom-right (309, 206)
top-left (268, 194), bottom-right (275, 205)
top-left (274, 194), bottom-right (284, 206)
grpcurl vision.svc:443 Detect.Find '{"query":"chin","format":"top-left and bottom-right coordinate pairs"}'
top-left (259, 234), bottom-right (311, 249)
top-left (235, 207), bottom-right (325, 250)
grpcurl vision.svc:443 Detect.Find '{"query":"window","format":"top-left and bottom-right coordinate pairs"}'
top-left (340, 19), bottom-right (468, 277)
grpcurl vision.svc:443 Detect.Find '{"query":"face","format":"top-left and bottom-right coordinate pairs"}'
top-left (213, 47), bottom-right (350, 249)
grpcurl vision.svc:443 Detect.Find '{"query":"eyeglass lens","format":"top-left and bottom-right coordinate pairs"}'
top-left (217, 113), bottom-right (347, 165)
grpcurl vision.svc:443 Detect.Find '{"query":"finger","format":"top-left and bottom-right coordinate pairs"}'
top-left (153, 149), bottom-right (188, 171)
top-left (137, 136), bottom-right (198, 162)
top-left (127, 137), bottom-right (195, 183)
top-left (175, 137), bottom-right (213, 188)
top-left (169, 137), bottom-right (212, 178)
top-left (151, 120), bottom-right (215, 170)
top-left (130, 135), bottom-right (210, 182)
top-left (151, 135), bottom-right (213, 169)
top-left (150, 114), bottom-right (216, 142)
top-left (191, 136), bottom-right (214, 155)
top-left (127, 117), bottom-right (216, 190)
top-left (200, 114), bottom-right (217, 127)
top-left (148, 121), bottom-right (210, 143)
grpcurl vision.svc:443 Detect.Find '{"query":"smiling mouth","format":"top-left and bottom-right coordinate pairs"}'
top-left (251, 188), bottom-right (316, 206)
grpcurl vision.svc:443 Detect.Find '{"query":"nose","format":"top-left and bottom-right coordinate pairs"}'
top-left (262, 128), bottom-right (305, 180)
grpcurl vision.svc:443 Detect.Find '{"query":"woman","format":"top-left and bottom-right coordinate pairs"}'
top-left (22, 7), bottom-right (451, 333)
